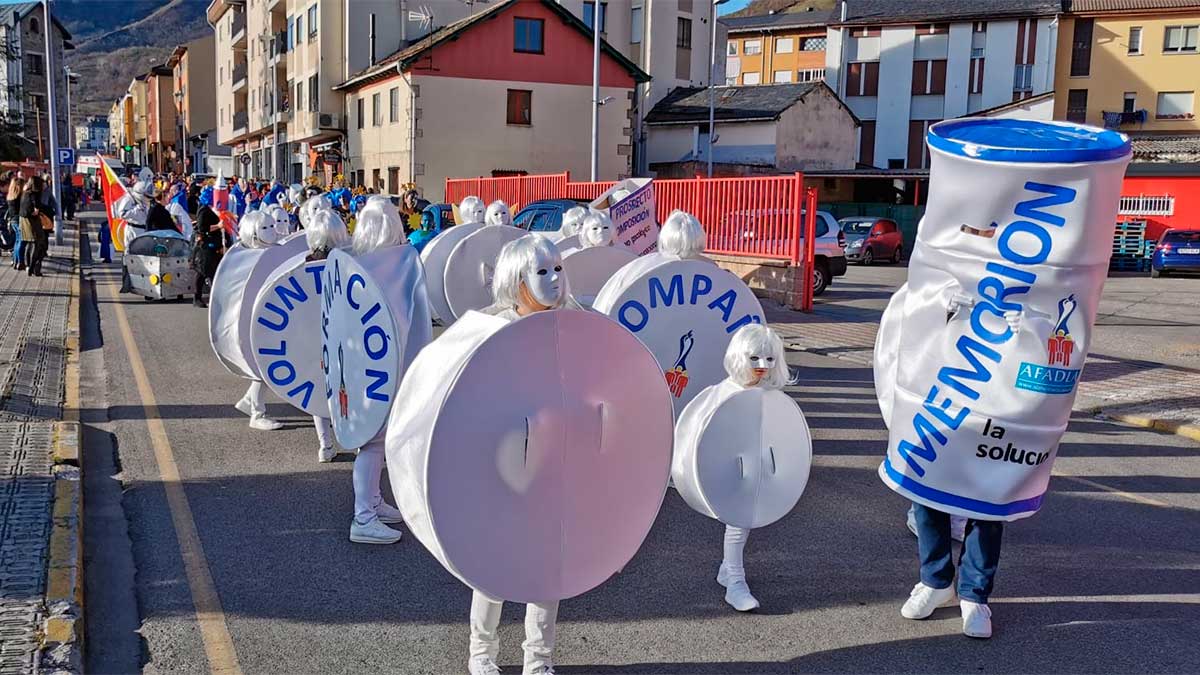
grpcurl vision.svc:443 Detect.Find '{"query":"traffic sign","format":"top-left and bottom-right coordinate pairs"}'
top-left (57, 148), bottom-right (76, 165)
top-left (240, 153), bottom-right (252, 166)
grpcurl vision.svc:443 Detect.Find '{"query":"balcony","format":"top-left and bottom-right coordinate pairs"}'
top-left (1101, 109), bottom-right (1148, 128)
top-left (269, 31), bottom-right (288, 66)
top-left (231, 61), bottom-right (248, 91)
top-left (231, 11), bottom-right (246, 46)
top-left (233, 111), bottom-right (248, 135)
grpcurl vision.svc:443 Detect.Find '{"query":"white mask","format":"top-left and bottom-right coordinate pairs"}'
top-left (523, 246), bottom-right (564, 309)
top-left (269, 205), bottom-right (291, 237)
top-left (459, 196), bottom-right (486, 225)
top-left (257, 215), bottom-right (279, 246)
top-left (581, 216), bottom-right (614, 248)
top-left (486, 201), bottom-right (513, 227)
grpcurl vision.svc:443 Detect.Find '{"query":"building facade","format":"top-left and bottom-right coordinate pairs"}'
top-left (1054, 0), bottom-right (1200, 134)
top-left (825, 0), bottom-right (1060, 169)
top-left (75, 116), bottom-right (109, 152)
top-left (723, 10), bottom-right (830, 86)
top-left (169, 36), bottom-right (231, 175)
top-left (145, 66), bottom-right (178, 173)
top-left (336, 0), bottom-right (648, 201)
top-left (0, 2), bottom-right (72, 160)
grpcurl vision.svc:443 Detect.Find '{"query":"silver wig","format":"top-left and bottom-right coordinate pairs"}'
top-left (723, 324), bottom-right (793, 390)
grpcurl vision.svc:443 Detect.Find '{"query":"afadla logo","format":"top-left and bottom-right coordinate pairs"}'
top-left (666, 330), bottom-right (694, 398)
top-left (1047, 294), bottom-right (1077, 367)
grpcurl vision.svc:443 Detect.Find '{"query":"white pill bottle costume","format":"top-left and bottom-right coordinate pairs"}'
top-left (875, 119), bottom-right (1131, 522)
top-left (560, 211), bottom-right (636, 307)
top-left (420, 196), bottom-right (487, 324)
top-left (440, 199), bottom-right (526, 323)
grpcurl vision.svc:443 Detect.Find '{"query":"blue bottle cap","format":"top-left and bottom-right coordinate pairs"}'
top-left (928, 118), bottom-right (1131, 164)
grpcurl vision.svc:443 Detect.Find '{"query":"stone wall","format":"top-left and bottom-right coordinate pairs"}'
top-left (709, 253), bottom-right (805, 310)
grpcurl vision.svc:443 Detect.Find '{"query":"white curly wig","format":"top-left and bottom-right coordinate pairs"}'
top-left (485, 200), bottom-right (513, 227)
top-left (305, 208), bottom-right (350, 253)
top-left (723, 324), bottom-right (792, 389)
top-left (559, 206), bottom-right (588, 237)
top-left (300, 194), bottom-right (332, 228)
top-left (490, 234), bottom-right (579, 311)
top-left (237, 211), bottom-right (278, 249)
top-left (578, 210), bottom-right (615, 248)
top-left (659, 209), bottom-right (707, 259)
top-left (352, 197), bottom-right (407, 255)
top-left (458, 196), bottom-right (486, 226)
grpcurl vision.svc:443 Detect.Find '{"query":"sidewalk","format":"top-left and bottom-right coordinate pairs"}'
top-left (767, 296), bottom-right (1200, 442)
top-left (0, 228), bottom-right (82, 673)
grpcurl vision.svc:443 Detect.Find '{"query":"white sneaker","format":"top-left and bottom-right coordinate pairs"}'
top-left (900, 582), bottom-right (957, 619)
top-left (723, 577), bottom-right (760, 612)
top-left (375, 501), bottom-right (405, 524)
top-left (349, 517), bottom-right (402, 544)
top-left (234, 396), bottom-right (253, 417)
top-left (961, 600), bottom-right (993, 638)
top-left (318, 446), bottom-right (336, 463)
top-left (248, 414), bottom-right (282, 431)
top-left (907, 509), bottom-right (966, 542)
top-left (525, 667), bottom-right (555, 675)
top-left (467, 656), bottom-right (501, 675)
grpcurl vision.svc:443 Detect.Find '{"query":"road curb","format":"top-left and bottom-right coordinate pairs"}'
top-left (1090, 409), bottom-right (1200, 443)
top-left (40, 227), bottom-right (85, 673)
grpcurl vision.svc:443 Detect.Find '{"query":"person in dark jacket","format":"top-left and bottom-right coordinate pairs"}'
top-left (19, 176), bottom-right (48, 277)
top-left (190, 198), bottom-right (224, 307)
top-left (145, 189), bottom-right (178, 233)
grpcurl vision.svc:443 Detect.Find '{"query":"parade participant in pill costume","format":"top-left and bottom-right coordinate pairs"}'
top-left (874, 119), bottom-right (1132, 639)
top-left (249, 208), bottom-right (351, 462)
top-left (484, 199), bottom-right (513, 227)
top-left (322, 196), bottom-right (431, 544)
top-left (672, 325), bottom-right (811, 612)
top-left (439, 200), bottom-right (527, 323)
top-left (265, 202), bottom-right (296, 239)
top-left (419, 196), bottom-right (487, 324)
top-left (593, 210), bottom-right (762, 415)
top-left (115, 180), bottom-right (152, 293)
top-left (549, 205), bottom-right (587, 248)
top-left (558, 210), bottom-right (636, 307)
top-left (386, 234), bottom-right (672, 675)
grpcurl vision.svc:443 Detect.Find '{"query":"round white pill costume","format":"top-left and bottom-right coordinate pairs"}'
top-left (387, 234), bottom-right (673, 674)
top-left (420, 195), bottom-right (487, 324)
top-left (560, 210), bottom-right (636, 307)
top-left (594, 210), bottom-right (764, 414)
top-left (440, 200), bottom-right (526, 323)
top-left (672, 325), bottom-right (811, 611)
top-left (875, 119), bottom-right (1132, 522)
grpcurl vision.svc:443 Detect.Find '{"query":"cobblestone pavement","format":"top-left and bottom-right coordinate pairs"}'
top-left (766, 268), bottom-right (1200, 429)
top-left (0, 235), bottom-right (74, 675)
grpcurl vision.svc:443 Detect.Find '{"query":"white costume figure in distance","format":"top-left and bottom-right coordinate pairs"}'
top-left (323, 196), bottom-right (431, 545)
top-left (875, 118), bottom-right (1132, 639)
top-left (485, 200), bottom-right (513, 227)
top-left (420, 195), bottom-right (486, 323)
top-left (385, 234), bottom-right (673, 675)
top-left (550, 205), bottom-right (587, 248)
top-left (265, 203), bottom-right (295, 239)
top-left (559, 210), bottom-right (636, 307)
top-left (593, 210), bottom-right (763, 415)
top-left (672, 325), bottom-right (811, 612)
top-left (116, 180), bottom-right (152, 292)
top-left (299, 193), bottom-right (333, 229)
top-left (249, 207), bottom-right (350, 462)
top-left (229, 211), bottom-right (285, 431)
top-left (440, 198), bottom-right (526, 322)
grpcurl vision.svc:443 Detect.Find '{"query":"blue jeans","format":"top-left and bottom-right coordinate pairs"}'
top-left (912, 502), bottom-right (1003, 604)
top-left (11, 221), bottom-right (22, 262)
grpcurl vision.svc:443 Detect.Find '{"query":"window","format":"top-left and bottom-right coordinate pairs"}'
top-left (388, 167), bottom-right (399, 195)
top-left (744, 39), bottom-right (762, 55)
top-left (1123, 92), bottom-right (1137, 113)
top-left (514, 17), bottom-right (544, 53)
top-left (1128, 26), bottom-right (1142, 54)
top-left (389, 87), bottom-right (399, 123)
top-left (677, 18), bottom-right (692, 49)
top-left (797, 68), bottom-right (824, 82)
top-left (846, 61), bottom-right (879, 96)
top-left (1013, 64), bottom-right (1033, 92)
top-left (908, 120), bottom-right (936, 168)
top-left (801, 37), bottom-right (826, 51)
top-left (506, 89), bottom-right (531, 125)
top-left (308, 74), bottom-right (318, 112)
top-left (916, 23), bottom-right (949, 35)
top-left (307, 5), bottom-right (318, 40)
top-left (742, 72), bottom-right (760, 85)
top-left (631, 7), bottom-right (643, 43)
top-left (583, 2), bottom-right (607, 33)
top-left (29, 17), bottom-right (39, 33)
top-left (911, 60), bottom-right (946, 95)
top-left (773, 70), bottom-right (792, 83)
top-left (1164, 25), bottom-right (1199, 53)
top-left (859, 120), bottom-right (876, 166)
top-left (850, 26), bottom-right (879, 38)
top-left (1066, 88), bottom-right (1088, 123)
top-left (372, 92), bottom-right (382, 126)
top-left (357, 96), bottom-right (365, 129)
top-left (970, 47), bottom-right (984, 58)
top-left (1156, 91), bottom-right (1194, 119)
top-left (727, 41), bottom-right (736, 55)
top-left (295, 82), bottom-right (303, 113)
top-left (775, 38), bottom-right (794, 54)
top-left (287, 17), bottom-right (294, 49)
top-left (1070, 18), bottom-right (1093, 76)
top-left (973, 21), bottom-right (987, 33)
top-left (969, 57), bottom-right (984, 94)
top-left (296, 15), bottom-right (303, 41)
top-left (373, 169), bottom-right (381, 190)
top-left (25, 52), bottom-right (43, 76)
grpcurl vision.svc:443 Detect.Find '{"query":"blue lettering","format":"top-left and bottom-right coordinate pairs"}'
top-left (257, 303), bottom-right (288, 332)
top-left (347, 273), bottom-right (366, 310)
top-left (977, 276), bottom-right (1029, 312)
top-left (937, 335), bottom-right (1002, 401)
top-left (306, 264), bottom-right (325, 295)
top-left (361, 302), bottom-right (383, 326)
top-left (1015, 182), bottom-right (1076, 228)
top-left (268, 360), bottom-right (296, 387)
top-left (689, 274), bottom-right (712, 305)
top-left (365, 369), bottom-right (390, 402)
top-left (275, 276), bottom-right (308, 311)
top-left (985, 261), bottom-right (1037, 285)
top-left (258, 340), bottom-right (287, 357)
top-left (970, 300), bottom-right (1012, 344)
top-left (922, 385), bottom-right (968, 431)
top-left (332, 259), bottom-right (342, 294)
top-left (618, 300), bottom-right (648, 332)
top-left (708, 289), bottom-right (737, 323)
top-left (364, 325), bottom-right (389, 361)
top-left (726, 314), bottom-right (762, 334)
top-left (998, 220), bottom-right (1052, 265)
top-left (287, 381), bottom-right (315, 409)
top-left (896, 412), bottom-right (946, 477)
top-left (649, 274), bottom-right (684, 308)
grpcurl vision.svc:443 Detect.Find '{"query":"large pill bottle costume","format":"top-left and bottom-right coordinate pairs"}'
top-left (420, 196), bottom-right (487, 324)
top-left (875, 119), bottom-right (1131, 522)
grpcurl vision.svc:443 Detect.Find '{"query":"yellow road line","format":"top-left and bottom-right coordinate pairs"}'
top-left (1053, 472), bottom-right (1170, 509)
top-left (106, 281), bottom-right (244, 675)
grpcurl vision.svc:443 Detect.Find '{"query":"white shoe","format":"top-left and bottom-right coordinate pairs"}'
top-left (234, 396), bottom-right (253, 417)
top-left (375, 501), bottom-right (405, 524)
top-left (961, 600), bottom-right (993, 638)
top-left (525, 667), bottom-right (555, 675)
top-left (349, 517), bottom-right (402, 544)
top-left (249, 414), bottom-right (282, 431)
top-left (900, 582), bottom-right (957, 619)
top-left (906, 509), bottom-right (966, 543)
top-left (723, 577), bottom-right (760, 612)
top-left (318, 446), bottom-right (336, 463)
top-left (468, 656), bottom-right (501, 675)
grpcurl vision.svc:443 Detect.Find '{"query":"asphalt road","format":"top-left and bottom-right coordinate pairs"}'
top-left (79, 220), bottom-right (1200, 674)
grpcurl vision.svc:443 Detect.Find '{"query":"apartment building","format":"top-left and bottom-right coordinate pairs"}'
top-left (169, 36), bottom-right (232, 175)
top-left (1054, 0), bottom-right (1200, 135)
top-left (144, 66), bottom-right (178, 173)
top-left (825, 0), bottom-right (1061, 169)
top-left (723, 9), bottom-right (831, 86)
top-left (0, 2), bottom-right (72, 161)
top-left (75, 117), bottom-right (109, 152)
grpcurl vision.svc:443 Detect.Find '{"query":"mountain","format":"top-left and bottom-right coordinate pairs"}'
top-left (726, 0), bottom-right (838, 18)
top-left (59, 0), bottom-right (211, 118)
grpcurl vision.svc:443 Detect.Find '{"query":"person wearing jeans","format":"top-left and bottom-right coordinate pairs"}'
top-left (901, 502), bottom-right (1003, 638)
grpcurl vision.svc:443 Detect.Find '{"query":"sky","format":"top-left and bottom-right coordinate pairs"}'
top-left (719, 0), bottom-right (756, 15)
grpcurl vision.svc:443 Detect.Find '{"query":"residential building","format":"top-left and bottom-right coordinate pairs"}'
top-left (645, 82), bottom-right (858, 176)
top-left (168, 36), bottom-right (232, 175)
top-left (334, 0), bottom-right (648, 200)
top-left (723, 9), bottom-right (831, 86)
top-left (145, 65), bottom-right (178, 172)
top-left (825, 0), bottom-right (1061, 169)
top-left (75, 116), bottom-right (110, 152)
top-left (0, 2), bottom-right (73, 160)
top-left (970, 90), bottom-right (1054, 120)
top-left (1053, 0), bottom-right (1200, 134)
top-left (107, 100), bottom-right (124, 152)
top-left (128, 75), bottom-right (150, 167)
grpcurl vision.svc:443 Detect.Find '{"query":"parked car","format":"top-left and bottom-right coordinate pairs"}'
top-left (1151, 229), bottom-right (1200, 277)
top-left (716, 208), bottom-right (847, 295)
top-left (513, 198), bottom-right (589, 236)
top-left (839, 217), bottom-right (904, 265)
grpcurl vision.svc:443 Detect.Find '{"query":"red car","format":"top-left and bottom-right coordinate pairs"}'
top-left (839, 217), bottom-right (904, 265)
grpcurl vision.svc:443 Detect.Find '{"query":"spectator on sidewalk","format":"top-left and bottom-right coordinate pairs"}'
top-left (19, 176), bottom-right (49, 277)
top-left (0, 172), bottom-right (14, 255)
top-left (61, 175), bottom-right (77, 221)
top-left (7, 172), bottom-right (24, 269)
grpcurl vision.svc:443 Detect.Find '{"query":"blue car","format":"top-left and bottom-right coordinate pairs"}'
top-left (1151, 229), bottom-right (1200, 277)
top-left (513, 199), bottom-right (588, 236)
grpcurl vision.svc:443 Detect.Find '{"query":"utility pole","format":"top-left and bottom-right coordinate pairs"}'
top-left (43, 0), bottom-right (63, 244)
top-left (590, 3), bottom-right (600, 182)
top-left (708, 0), bottom-right (729, 178)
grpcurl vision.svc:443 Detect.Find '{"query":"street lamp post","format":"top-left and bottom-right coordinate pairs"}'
top-left (708, 0), bottom-right (729, 178)
top-left (42, 0), bottom-right (64, 244)
top-left (590, 4), bottom-right (600, 182)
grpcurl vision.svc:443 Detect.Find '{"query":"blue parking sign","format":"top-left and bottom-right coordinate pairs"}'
top-left (57, 148), bottom-right (75, 166)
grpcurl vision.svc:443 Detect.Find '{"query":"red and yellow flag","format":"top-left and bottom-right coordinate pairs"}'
top-left (97, 155), bottom-right (130, 252)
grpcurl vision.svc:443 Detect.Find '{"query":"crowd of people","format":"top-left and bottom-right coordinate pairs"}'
top-left (0, 169), bottom-right (83, 276)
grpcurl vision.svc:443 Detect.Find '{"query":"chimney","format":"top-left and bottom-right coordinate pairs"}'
top-left (370, 14), bottom-right (377, 65)
top-left (841, 1), bottom-right (848, 22)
